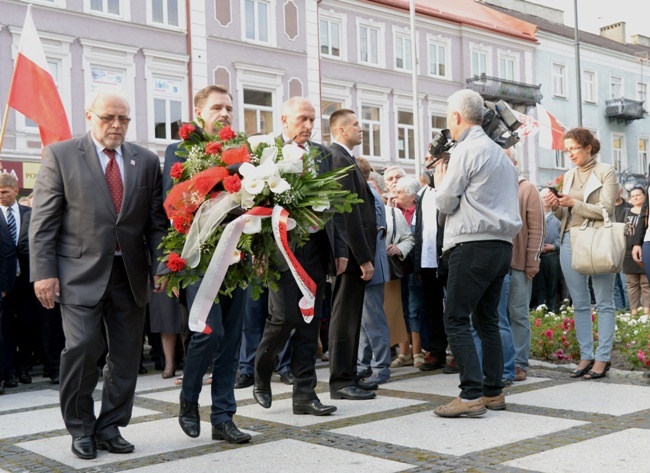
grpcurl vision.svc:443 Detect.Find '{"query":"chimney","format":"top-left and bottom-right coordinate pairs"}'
top-left (631, 34), bottom-right (650, 48)
top-left (600, 22), bottom-right (626, 44)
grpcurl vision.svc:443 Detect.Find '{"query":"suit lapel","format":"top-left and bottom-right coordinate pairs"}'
top-left (79, 133), bottom-right (117, 218)
top-left (120, 143), bottom-right (137, 219)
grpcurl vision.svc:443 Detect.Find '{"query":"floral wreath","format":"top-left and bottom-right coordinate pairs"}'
top-left (159, 119), bottom-right (358, 310)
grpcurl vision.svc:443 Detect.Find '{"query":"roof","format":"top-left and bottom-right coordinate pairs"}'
top-left (366, 0), bottom-right (538, 42)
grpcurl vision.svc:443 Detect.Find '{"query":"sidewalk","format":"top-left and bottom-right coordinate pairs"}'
top-left (1, 359), bottom-right (649, 473)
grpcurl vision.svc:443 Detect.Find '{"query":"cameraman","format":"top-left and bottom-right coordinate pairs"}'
top-left (432, 89), bottom-right (521, 418)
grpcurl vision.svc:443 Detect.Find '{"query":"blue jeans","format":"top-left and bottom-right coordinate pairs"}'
top-left (444, 241), bottom-right (511, 400)
top-left (509, 269), bottom-right (532, 371)
top-left (559, 237), bottom-right (616, 361)
top-left (614, 272), bottom-right (628, 310)
top-left (471, 272), bottom-right (516, 381)
top-left (358, 283), bottom-right (391, 379)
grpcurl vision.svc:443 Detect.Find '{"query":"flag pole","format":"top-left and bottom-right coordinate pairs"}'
top-left (0, 103), bottom-right (10, 167)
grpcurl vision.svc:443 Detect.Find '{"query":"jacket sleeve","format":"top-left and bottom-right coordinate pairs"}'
top-left (524, 183), bottom-right (545, 269)
top-left (391, 208), bottom-right (415, 260)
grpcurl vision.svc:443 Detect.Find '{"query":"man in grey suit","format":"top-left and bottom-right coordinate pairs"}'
top-left (29, 90), bottom-right (169, 460)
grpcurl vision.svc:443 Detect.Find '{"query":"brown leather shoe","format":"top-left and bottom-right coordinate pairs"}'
top-left (515, 367), bottom-right (527, 381)
top-left (484, 393), bottom-right (506, 410)
top-left (434, 397), bottom-right (486, 418)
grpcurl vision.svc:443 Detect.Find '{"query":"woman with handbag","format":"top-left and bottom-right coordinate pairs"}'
top-left (545, 128), bottom-right (619, 380)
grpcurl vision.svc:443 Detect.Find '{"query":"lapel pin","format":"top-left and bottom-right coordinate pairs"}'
top-left (130, 160), bottom-right (136, 165)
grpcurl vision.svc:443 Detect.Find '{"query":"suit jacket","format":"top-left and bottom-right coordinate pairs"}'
top-left (328, 142), bottom-right (376, 270)
top-left (0, 204), bottom-right (31, 293)
top-left (29, 132), bottom-right (168, 307)
top-left (368, 187), bottom-right (389, 286)
top-left (162, 141), bottom-right (183, 198)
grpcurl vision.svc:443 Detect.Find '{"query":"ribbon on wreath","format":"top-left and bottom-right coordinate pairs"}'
top-left (187, 204), bottom-right (317, 333)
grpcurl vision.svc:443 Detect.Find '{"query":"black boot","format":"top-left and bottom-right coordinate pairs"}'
top-left (179, 393), bottom-right (200, 438)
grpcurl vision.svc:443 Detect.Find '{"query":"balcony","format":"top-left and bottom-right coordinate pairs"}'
top-left (466, 75), bottom-right (543, 108)
top-left (605, 98), bottom-right (647, 124)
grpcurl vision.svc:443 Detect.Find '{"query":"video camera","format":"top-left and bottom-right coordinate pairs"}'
top-left (426, 99), bottom-right (522, 169)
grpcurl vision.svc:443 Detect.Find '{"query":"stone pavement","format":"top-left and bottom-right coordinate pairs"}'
top-left (1, 359), bottom-right (649, 473)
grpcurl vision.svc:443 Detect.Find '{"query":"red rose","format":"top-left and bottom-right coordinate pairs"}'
top-left (545, 329), bottom-right (554, 339)
top-left (170, 162), bottom-right (184, 180)
top-left (173, 214), bottom-right (193, 234)
top-left (205, 141), bottom-right (223, 155)
top-left (219, 126), bottom-right (236, 141)
top-left (167, 253), bottom-right (187, 272)
top-left (221, 145), bottom-right (251, 166)
top-left (178, 124), bottom-right (196, 140)
top-left (223, 174), bottom-right (242, 193)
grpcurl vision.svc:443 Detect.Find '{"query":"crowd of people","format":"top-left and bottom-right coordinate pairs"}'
top-left (1, 84), bottom-right (649, 460)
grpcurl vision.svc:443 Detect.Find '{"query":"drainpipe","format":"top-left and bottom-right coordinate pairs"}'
top-left (186, 0), bottom-right (193, 117)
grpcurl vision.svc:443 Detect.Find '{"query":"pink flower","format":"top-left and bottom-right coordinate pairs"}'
top-left (535, 318), bottom-right (541, 327)
top-left (545, 329), bottom-right (554, 339)
top-left (637, 350), bottom-right (646, 362)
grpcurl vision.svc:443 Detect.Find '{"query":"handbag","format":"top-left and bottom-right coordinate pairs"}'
top-left (569, 203), bottom-right (626, 275)
top-left (388, 208), bottom-right (413, 280)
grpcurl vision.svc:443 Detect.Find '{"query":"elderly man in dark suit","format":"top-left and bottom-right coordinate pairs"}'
top-left (29, 90), bottom-right (169, 460)
top-left (327, 109), bottom-right (378, 400)
top-left (252, 97), bottom-right (343, 415)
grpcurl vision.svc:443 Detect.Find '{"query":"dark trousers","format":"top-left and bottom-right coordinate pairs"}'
top-left (531, 251), bottom-right (561, 311)
top-left (39, 303), bottom-right (65, 376)
top-left (181, 283), bottom-right (246, 425)
top-left (420, 268), bottom-right (447, 359)
top-left (59, 257), bottom-right (145, 441)
top-left (2, 275), bottom-right (37, 375)
top-left (329, 269), bottom-right (367, 391)
top-left (444, 241), bottom-right (511, 400)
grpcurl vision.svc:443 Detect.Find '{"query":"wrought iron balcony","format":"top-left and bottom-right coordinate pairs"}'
top-left (605, 98), bottom-right (647, 124)
top-left (466, 75), bottom-right (542, 107)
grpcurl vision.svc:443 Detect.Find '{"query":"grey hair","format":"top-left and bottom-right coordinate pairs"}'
top-left (447, 89), bottom-right (484, 125)
top-left (281, 97), bottom-right (313, 116)
top-left (368, 171), bottom-right (385, 193)
top-left (384, 166), bottom-right (406, 177)
top-left (395, 176), bottom-right (422, 197)
top-left (85, 89), bottom-right (130, 114)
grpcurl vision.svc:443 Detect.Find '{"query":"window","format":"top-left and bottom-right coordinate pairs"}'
top-left (244, 0), bottom-right (271, 43)
top-left (583, 70), bottom-right (596, 103)
top-left (397, 111), bottom-right (414, 160)
top-left (610, 76), bottom-right (623, 99)
top-left (613, 134), bottom-right (626, 171)
top-left (394, 33), bottom-right (412, 71)
top-left (320, 17), bottom-right (341, 58)
top-left (243, 89), bottom-right (273, 134)
top-left (552, 63), bottom-right (566, 97)
top-left (321, 100), bottom-right (342, 146)
top-left (471, 50), bottom-right (487, 78)
top-left (358, 20), bottom-right (383, 66)
top-left (428, 40), bottom-right (446, 78)
top-left (361, 105), bottom-right (381, 157)
top-left (152, 77), bottom-right (183, 140)
top-left (498, 55), bottom-right (515, 81)
top-left (430, 114), bottom-right (446, 141)
top-left (150, 0), bottom-right (180, 27)
top-left (89, 0), bottom-right (120, 14)
top-left (554, 151), bottom-right (566, 169)
top-left (639, 138), bottom-right (649, 175)
top-left (638, 82), bottom-right (648, 105)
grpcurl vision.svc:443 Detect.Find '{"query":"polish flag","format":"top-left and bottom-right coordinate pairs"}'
top-left (7, 5), bottom-right (72, 149)
top-left (536, 104), bottom-right (566, 151)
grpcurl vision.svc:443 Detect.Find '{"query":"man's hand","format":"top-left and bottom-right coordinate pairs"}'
top-left (153, 275), bottom-right (168, 293)
top-left (34, 278), bottom-right (60, 309)
top-left (525, 266), bottom-right (539, 280)
top-left (433, 162), bottom-right (447, 188)
top-left (360, 261), bottom-right (374, 281)
top-left (542, 243), bottom-right (554, 253)
top-left (386, 244), bottom-right (403, 257)
top-left (335, 257), bottom-right (348, 275)
top-left (633, 245), bottom-right (643, 265)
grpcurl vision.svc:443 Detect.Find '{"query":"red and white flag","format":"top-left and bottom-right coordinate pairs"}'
top-left (7, 5), bottom-right (72, 149)
top-left (536, 104), bottom-right (566, 151)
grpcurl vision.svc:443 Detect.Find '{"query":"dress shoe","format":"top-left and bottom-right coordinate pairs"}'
top-left (18, 368), bottom-right (32, 384)
top-left (515, 366), bottom-right (527, 381)
top-left (330, 385), bottom-right (376, 400)
top-left (434, 396), bottom-right (486, 418)
top-left (293, 398), bottom-right (337, 416)
top-left (71, 436), bottom-right (97, 460)
top-left (356, 378), bottom-right (378, 390)
top-left (97, 435), bottom-right (134, 453)
top-left (179, 394), bottom-right (201, 438)
top-left (484, 393), bottom-right (506, 410)
top-left (138, 364), bottom-right (148, 375)
top-left (0, 384), bottom-right (5, 395)
top-left (49, 372), bottom-right (60, 385)
top-left (234, 373), bottom-right (254, 389)
top-left (3, 374), bottom-right (18, 388)
top-left (418, 354), bottom-right (445, 371)
top-left (364, 373), bottom-right (389, 385)
top-left (279, 371), bottom-right (295, 385)
top-left (570, 360), bottom-right (594, 379)
top-left (162, 367), bottom-right (176, 379)
top-left (253, 385), bottom-right (272, 408)
top-left (212, 420), bottom-right (251, 444)
top-left (583, 361), bottom-right (611, 380)
top-left (442, 358), bottom-right (460, 374)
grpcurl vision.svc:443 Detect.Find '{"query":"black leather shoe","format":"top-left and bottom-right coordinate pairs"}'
top-left (212, 420), bottom-right (251, 444)
top-left (97, 435), bottom-right (134, 453)
top-left (356, 379), bottom-right (378, 390)
top-left (279, 371), bottom-right (295, 385)
top-left (179, 394), bottom-right (201, 438)
top-left (234, 374), bottom-right (254, 389)
top-left (253, 385), bottom-right (272, 408)
top-left (71, 436), bottom-right (97, 460)
top-left (330, 385), bottom-right (376, 400)
top-left (0, 384), bottom-right (5, 395)
top-left (18, 368), bottom-right (32, 384)
top-left (4, 374), bottom-right (18, 388)
top-left (138, 364), bottom-right (148, 375)
top-left (293, 398), bottom-right (337, 416)
top-left (49, 372), bottom-right (60, 385)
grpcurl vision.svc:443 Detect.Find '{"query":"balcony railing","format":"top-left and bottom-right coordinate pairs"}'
top-left (605, 98), bottom-right (647, 124)
top-left (466, 75), bottom-right (543, 107)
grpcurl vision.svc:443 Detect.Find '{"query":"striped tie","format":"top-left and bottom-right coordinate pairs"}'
top-left (7, 207), bottom-right (17, 244)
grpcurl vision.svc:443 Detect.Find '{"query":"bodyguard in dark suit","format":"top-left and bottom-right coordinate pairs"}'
top-left (0, 173), bottom-right (32, 388)
top-left (29, 90), bottom-right (169, 459)
top-left (252, 98), bottom-right (342, 415)
top-left (327, 109), bottom-right (378, 400)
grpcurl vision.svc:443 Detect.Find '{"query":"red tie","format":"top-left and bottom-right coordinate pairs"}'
top-left (104, 148), bottom-right (123, 214)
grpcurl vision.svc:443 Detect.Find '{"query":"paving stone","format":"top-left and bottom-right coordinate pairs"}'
top-left (0, 389), bottom-right (60, 412)
top-left (140, 381), bottom-right (293, 405)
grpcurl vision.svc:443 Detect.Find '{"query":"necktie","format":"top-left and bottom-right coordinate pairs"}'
top-left (6, 207), bottom-right (17, 244)
top-left (104, 148), bottom-right (123, 214)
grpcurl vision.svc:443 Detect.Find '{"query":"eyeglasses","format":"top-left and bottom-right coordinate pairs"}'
top-left (91, 111), bottom-right (131, 125)
top-left (563, 146), bottom-right (584, 156)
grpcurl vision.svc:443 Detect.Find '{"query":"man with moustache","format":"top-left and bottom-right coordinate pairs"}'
top-left (30, 90), bottom-right (169, 459)
top-left (252, 97), bottom-right (341, 415)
